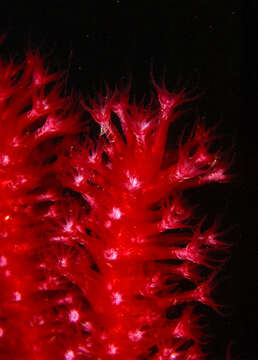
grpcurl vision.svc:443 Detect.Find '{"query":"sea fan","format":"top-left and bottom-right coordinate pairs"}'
top-left (0, 53), bottom-right (232, 360)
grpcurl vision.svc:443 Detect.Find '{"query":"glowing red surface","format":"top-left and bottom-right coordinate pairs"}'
top-left (0, 53), bottom-right (232, 359)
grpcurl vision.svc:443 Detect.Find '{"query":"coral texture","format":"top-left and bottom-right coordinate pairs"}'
top-left (0, 53), bottom-right (231, 359)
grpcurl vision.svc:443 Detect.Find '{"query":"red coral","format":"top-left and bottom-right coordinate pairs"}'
top-left (0, 53), bottom-right (231, 359)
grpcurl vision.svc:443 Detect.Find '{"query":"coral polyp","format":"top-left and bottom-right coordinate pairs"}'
top-left (0, 53), bottom-right (231, 359)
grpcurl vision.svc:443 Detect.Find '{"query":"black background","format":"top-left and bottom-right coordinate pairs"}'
top-left (0, 1), bottom-right (256, 359)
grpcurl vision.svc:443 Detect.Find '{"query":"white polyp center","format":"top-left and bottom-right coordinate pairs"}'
top-left (74, 174), bottom-right (84, 186)
top-left (82, 321), bottom-right (93, 332)
top-left (128, 329), bottom-right (143, 342)
top-left (131, 236), bottom-right (145, 244)
top-left (33, 72), bottom-right (44, 85)
top-left (4, 270), bottom-right (10, 277)
top-left (60, 257), bottom-right (67, 267)
top-left (12, 136), bottom-right (20, 147)
top-left (129, 176), bottom-right (140, 188)
top-left (64, 350), bottom-right (75, 360)
top-left (104, 248), bottom-right (118, 261)
top-left (162, 348), bottom-right (178, 359)
top-left (207, 234), bottom-right (216, 245)
top-left (69, 309), bottom-right (79, 323)
top-left (109, 207), bottom-right (122, 220)
top-left (126, 171), bottom-right (141, 189)
top-left (88, 152), bottom-right (97, 163)
top-left (42, 99), bottom-right (49, 110)
top-left (58, 295), bottom-right (73, 305)
top-left (170, 354), bottom-right (178, 359)
top-left (0, 256), bottom-right (7, 267)
top-left (1, 154), bottom-right (10, 166)
top-left (64, 220), bottom-right (73, 232)
top-left (13, 291), bottom-right (21, 301)
top-left (111, 292), bottom-right (122, 305)
top-left (107, 344), bottom-right (118, 355)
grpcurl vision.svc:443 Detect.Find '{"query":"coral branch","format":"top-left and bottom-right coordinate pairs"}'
top-left (0, 53), bottom-right (232, 359)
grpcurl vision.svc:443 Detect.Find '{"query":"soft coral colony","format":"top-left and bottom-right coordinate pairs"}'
top-left (0, 52), bottom-right (232, 360)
